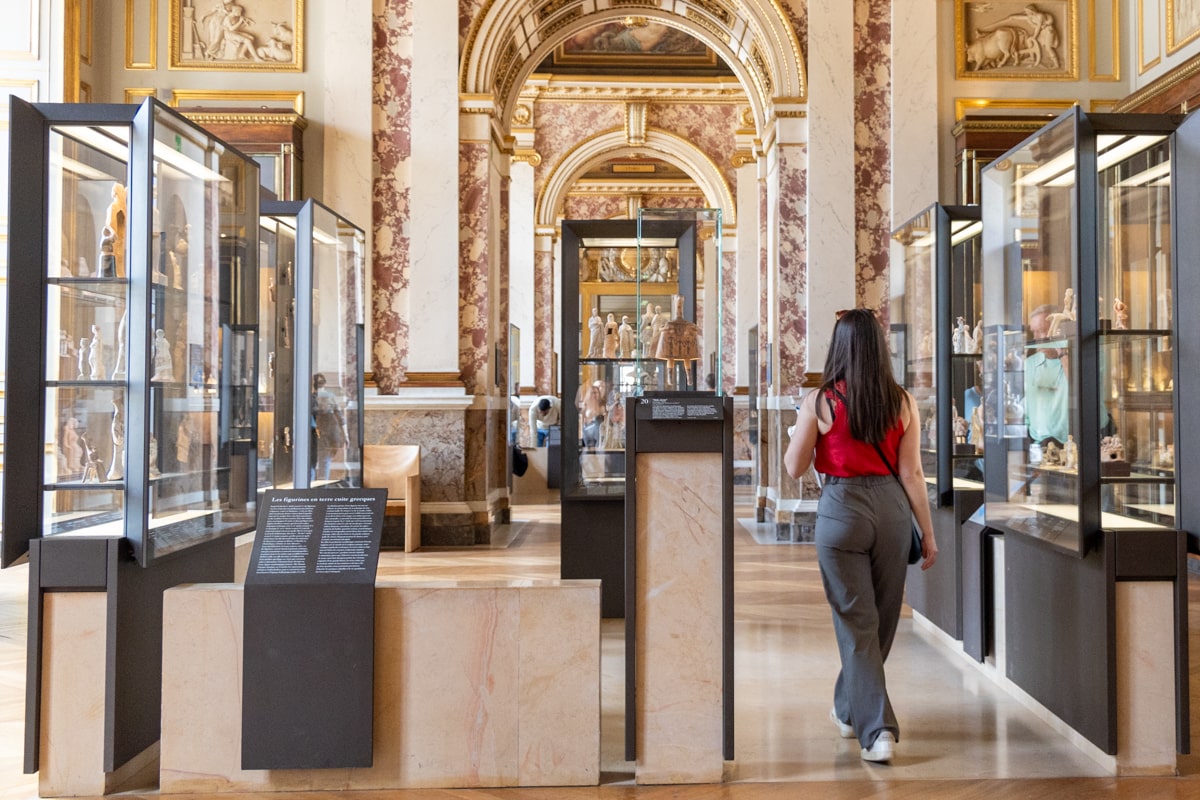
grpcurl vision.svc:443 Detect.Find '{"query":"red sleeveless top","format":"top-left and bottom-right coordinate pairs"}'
top-left (813, 383), bottom-right (905, 478)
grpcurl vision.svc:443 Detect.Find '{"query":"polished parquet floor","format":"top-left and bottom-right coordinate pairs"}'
top-left (3, 500), bottom-right (1200, 799)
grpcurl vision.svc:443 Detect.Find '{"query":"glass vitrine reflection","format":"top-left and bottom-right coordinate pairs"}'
top-left (980, 108), bottom-right (1179, 554)
top-left (259, 200), bottom-right (366, 490)
top-left (890, 204), bottom-right (984, 506)
top-left (4, 98), bottom-right (260, 567)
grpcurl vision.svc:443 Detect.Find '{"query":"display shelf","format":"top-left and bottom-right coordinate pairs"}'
top-left (3, 97), bottom-right (260, 568)
top-left (979, 108), bottom-right (1180, 555)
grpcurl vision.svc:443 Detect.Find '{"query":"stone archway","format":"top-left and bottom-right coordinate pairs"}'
top-left (461, 0), bottom-right (806, 140)
top-left (536, 127), bottom-right (737, 227)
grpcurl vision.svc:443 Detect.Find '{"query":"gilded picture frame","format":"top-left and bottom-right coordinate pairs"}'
top-left (169, 0), bottom-right (303, 72)
top-left (1167, 0), bottom-right (1200, 53)
top-left (955, 1), bottom-right (1078, 80)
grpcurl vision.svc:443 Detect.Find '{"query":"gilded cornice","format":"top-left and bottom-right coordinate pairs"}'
top-left (1113, 52), bottom-right (1200, 112)
top-left (181, 111), bottom-right (309, 130)
top-left (774, 109), bottom-right (806, 118)
top-left (950, 117), bottom-right (1054, 137)
top-left (569, 178), bottom-right (703, 195)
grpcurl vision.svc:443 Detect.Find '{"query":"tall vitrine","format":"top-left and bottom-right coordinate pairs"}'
top-left (3, 97), bottom-right (259, 776)
top-left (259, 200), bottom-right (366, 491)
top-left (559, 209), bottom-right (721, 617)
top-left (889, 203), bottom-right (984, 640)
top-left (979, 108), bottom-right (1188, 756)
top-left (3, 97), bottom-right (260, 568)
top-left (980, 109), bottom-right (1180, 555)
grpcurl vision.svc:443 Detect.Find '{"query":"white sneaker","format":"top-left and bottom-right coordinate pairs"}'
top-left (829, 707), bottom-right (855, 739)
top-left (861, 731), bottom-right (895, 763)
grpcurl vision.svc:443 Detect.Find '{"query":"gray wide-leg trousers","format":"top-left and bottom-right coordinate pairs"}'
top-left (815, 474), bottom-right (912, 749)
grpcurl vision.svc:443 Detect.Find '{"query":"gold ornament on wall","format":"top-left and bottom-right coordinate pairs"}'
top-left (955, 1), bottom-right (1077, 81)
top-left (170, 0), bottom-right (304, 72)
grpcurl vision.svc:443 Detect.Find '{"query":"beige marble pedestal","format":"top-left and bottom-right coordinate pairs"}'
top-left (634, 451), bottom-right (725, 784)
top-left (160, 580), bottom-right (600, 791)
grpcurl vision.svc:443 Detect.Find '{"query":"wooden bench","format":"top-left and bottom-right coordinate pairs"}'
top-left (363, 444), bottom-right (421, 552)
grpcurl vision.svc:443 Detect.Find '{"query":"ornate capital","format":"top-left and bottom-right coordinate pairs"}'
top-left (512, 149), bottom-right (543, 166)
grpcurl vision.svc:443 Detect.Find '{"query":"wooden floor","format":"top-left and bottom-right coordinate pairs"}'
top-left (4, 500), bottom-right (1200, 799)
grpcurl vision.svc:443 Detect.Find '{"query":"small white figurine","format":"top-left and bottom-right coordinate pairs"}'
top-left (1113, 297), bottom-right (1128, 330)
top-left (152, 329), bottom-right (174, 381)
top-left (1062, 434), bottom-right (1078, 470)
top-left (617, 315), bottom-right (636, 358)
top-left (77, 337), bottom-right (89, 379)
top-left (106, 394), bottom-right (124, 481)
top-left (87, 324), bottom-right (105, 380)
top-left (61, 418), bottom-right (82, 479)
top-left (953, 316), bottom-right (967, 353)
top-left (1101, 434), bottom-right (1125, 462)
top-left (111, 309), bottom-right (128, 380)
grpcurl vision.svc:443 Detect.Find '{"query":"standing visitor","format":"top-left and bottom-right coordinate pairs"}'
top-left (784, 308), bottom-right (937, 763)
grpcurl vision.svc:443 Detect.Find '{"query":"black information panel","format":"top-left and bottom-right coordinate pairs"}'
top-left (242, 489), bottom-right (386, 770)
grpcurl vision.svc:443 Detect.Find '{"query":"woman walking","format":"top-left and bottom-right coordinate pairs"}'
top-left (784, 308), bottom-right (937, 763)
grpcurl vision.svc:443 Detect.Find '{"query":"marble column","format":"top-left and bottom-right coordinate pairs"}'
top-left (890, 0), bottom-right (940, 231)
top-left (855, 0), bottom-right (894, 313)
top-left (735, 160), bottom-right (759, 390)
top-left (459, 136), bottom-right (490, 396)
top-left (534, 233), bottom-right (555, 394)
top-left (720, 247), bottom-right (737, 395)
top-left (509, 161), bottom-right (535, 390)
top-left (806, 0), bottom-right (856, 368)
top-left (370, 0), bottom-right (414, 393)
top-left (775, 136), bottom-right (808, 395)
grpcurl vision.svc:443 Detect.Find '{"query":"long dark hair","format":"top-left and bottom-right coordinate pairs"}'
top-left (817, 308), bottom-right (906, 444)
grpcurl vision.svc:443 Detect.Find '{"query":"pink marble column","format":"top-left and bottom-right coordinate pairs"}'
top-left (498, 174), bottom-right (511, 389)
top-left (758, 182), bottom-right (768, 392)
top-left (459, 141), bottom-right (490, 395)
top-left (533, 247), bottom-right (554, 394)
top-left (776, 143), bottom-right (808, 394)
top-left (721, 249), bottom-right (736, 394)
top-left (855, 0), bottom-right (893, 312)
top-left (370, 0), bottom-right (413, 394)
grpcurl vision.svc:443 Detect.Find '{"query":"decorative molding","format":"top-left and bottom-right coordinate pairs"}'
top-left (1113, 51), bottom-right (1200, 112)
top-left (169, 89), bottom-right (305, 114)
top-left (512, 149), bottom-right (543, 166)
top-left (625, 101), bottom-right (647, 145)
top-left (179, 110), bottom-right (308, 129)
top-left (124, 88), bottom-right (158, 102)
top-left (404, 371), bottom-right (466, 385)
top-left (1138, 0), bottom-right (1162, 74)
top-left (568, 178), bottom-right (703, 195)
top-left (950, 115), bottom-right (1062, 136)
top-left (125, 0), bottom-right (157, 70)
top-left (79, 81), bottom-right (92, 102)
top-left (1087, 0), bottom-right (1119, 81)
top-left (774, 109), bottom-right (806, 118)
top-left (731, 150), bottom-right (757, 168)
top-left (81, 0), bottom-right (93, 65)
top-left (0, 0), bottom-right (38, 60)
top-left (954, 97), bottom-right (1076, 119)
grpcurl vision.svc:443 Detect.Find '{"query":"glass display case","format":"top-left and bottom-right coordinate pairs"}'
top-left (3, 97), bottom-right (260, 567)
top-left (259, 200), bottom-right (365, 491)
top-left (559, 210), bottom-right (722, 617)
top-left (890, 204), bottom-right (984, 507)
top-left (980, 108), bottom-right (1179, 555)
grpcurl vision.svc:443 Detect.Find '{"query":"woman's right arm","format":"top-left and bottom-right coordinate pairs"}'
top-left (897, 392), bottom-right (938, 570)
